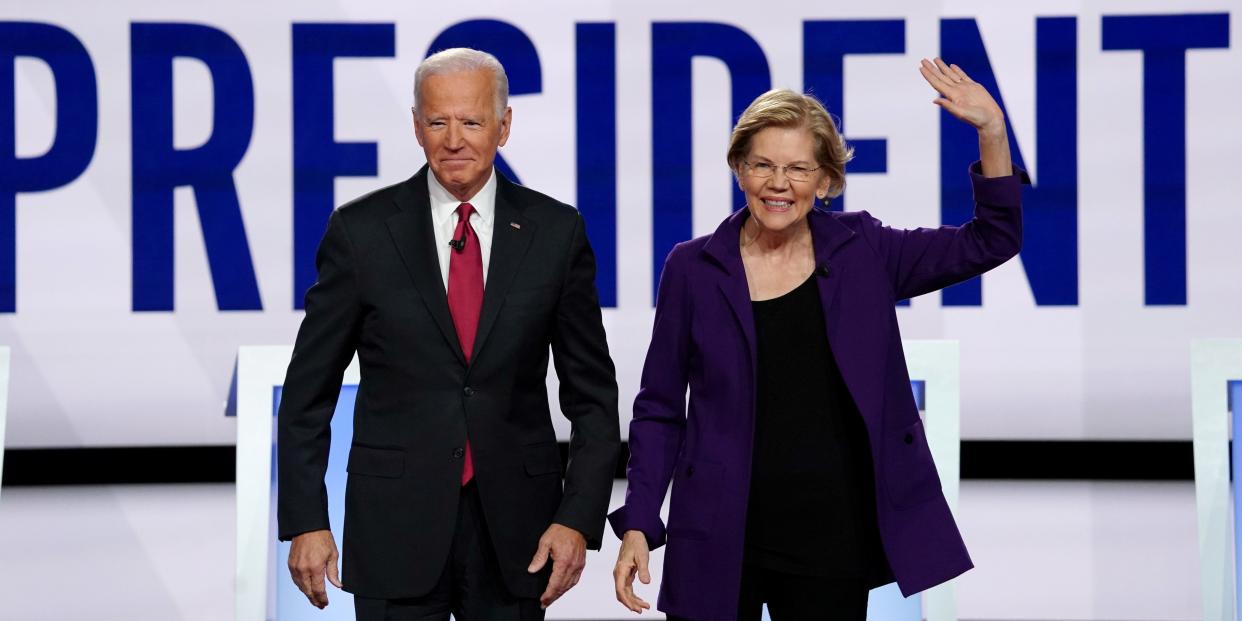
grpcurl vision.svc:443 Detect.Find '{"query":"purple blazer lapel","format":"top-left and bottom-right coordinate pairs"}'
top-left (698, 208), bottom-right (861, 402)
top-left (808, 207), bottom-right (857, 327)
top-left (808, 208), bottom-right (892, 428)
top-left (702, 209), bottom-right (757, 376)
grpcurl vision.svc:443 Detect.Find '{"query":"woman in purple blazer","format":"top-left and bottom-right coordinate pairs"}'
top-left (608, 59), bottom-right (1028, 620)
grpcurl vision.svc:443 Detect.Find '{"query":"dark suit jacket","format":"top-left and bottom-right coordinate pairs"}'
top-left (277, 166), bottom-right (621, 600)
top-left (609, 162), bottom-right (1027, 620)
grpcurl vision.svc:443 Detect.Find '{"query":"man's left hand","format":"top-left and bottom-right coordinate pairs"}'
top-left (527, 523), bottom-right (587, 609)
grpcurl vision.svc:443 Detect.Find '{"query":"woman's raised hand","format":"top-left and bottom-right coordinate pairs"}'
top-left (613, 530), bottom-right (653, 613)
top-left (919, 57), bottom-right (1005, 137)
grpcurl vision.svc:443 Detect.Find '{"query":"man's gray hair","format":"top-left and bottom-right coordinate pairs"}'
top-left (412, 48), bottom-right (509, 118)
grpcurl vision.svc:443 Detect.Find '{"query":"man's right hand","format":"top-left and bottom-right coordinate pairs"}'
top-left (613, 530), bottom-right (652, 613)
top-left (288, 529), bottom-right (342, 609)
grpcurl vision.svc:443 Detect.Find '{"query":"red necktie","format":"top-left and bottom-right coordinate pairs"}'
top-left (447, 202), bottom-right (482, 485)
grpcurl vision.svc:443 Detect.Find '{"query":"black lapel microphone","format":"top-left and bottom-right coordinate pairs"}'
top-left (448, 228), bottom-right (468, 253)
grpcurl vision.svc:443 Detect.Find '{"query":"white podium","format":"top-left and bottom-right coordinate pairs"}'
top-left (1191, 339), bottom-right (1242, 621)
top-left (229, 346), bottom-right (359, 621)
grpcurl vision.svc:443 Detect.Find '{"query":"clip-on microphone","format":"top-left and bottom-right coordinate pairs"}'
top-left (448, 228), bottom-right (468, 253)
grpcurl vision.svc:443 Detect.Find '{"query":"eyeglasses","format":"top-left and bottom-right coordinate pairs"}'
top-left (743, 160), bottom-right (821, 182)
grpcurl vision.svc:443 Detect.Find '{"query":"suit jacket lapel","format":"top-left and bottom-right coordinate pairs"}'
top-left (385, 167), bottom-right (467, 367)
top-left (702, 209), bottom-right (757, 377)
top-left (471, 174), bottom-right (534, 363)
top-left (808, 208), bottom-right (856, 330)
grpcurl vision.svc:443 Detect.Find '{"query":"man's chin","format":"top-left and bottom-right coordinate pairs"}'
top-left (430, 166), bottom-right (462, 181)
top-left (431, 168), bottom-right (485, 196)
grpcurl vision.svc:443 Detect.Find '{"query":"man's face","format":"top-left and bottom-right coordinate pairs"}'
top-left (413, 69), bottom-right (512, 201)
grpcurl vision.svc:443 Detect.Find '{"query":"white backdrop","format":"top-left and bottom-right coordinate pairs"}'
top-left (2, 0), bottom-right (1240, 448)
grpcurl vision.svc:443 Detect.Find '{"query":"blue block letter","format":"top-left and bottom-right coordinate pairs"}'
top-left (1103, 13), bottom-right (1229, 306)
top-left (939, 17), bottom-right (1079, 306)
top-left (576, 23), bottom-right (617, 307)
top-left (0, 22), bottom-right (97, 312)
top-left (803, 20), bottom-right (905, 213)
top-left (132, 23), bottom-right (261, 311)
top-left (291, 24), bottom-right (394, 308)
top-left (651, 23), bottom-right (770, 301)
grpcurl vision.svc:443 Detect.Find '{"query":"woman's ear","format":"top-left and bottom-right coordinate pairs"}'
top-left (817, 172), bottom-right (833, 200)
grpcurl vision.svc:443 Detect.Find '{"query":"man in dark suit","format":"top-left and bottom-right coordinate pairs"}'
top-left (277, 47), bottom-right (620, 620)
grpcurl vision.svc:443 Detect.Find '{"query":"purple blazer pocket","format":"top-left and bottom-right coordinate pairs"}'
top-left (666, 460), bottom-right (726, 540)
top-left (884, 419), bottom-right (943, 509)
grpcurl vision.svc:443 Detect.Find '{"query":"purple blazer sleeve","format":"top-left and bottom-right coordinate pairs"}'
top-left (606, 244), bottom-right (693, 549)
top-left (856, 161), bottom-right (1029, 300)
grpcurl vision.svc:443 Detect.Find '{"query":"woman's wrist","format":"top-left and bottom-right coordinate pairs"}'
top-left (977, 118), bottom-right (1006, 142)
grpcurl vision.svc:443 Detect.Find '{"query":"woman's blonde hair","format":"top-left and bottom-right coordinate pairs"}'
top-left (727, 89), bottom-right (853, 199)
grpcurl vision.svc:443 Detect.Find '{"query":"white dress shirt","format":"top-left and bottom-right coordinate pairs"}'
top-left (428, 168), bottom-right (496, 289)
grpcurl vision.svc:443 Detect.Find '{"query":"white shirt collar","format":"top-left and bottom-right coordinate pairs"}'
top-left (428, 167), bottom-right (497, 229)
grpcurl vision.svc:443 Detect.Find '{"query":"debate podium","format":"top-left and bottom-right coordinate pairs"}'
top-left (1191, 339), bottom-right (1242, 621)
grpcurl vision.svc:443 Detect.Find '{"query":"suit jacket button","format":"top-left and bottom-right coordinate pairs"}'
top-left (463, 386), bottom-right (475, 397)
top-left (904, 433), bottom-right (914, 445)
top-left (453, 447), bottom-right (465, 458)
top-left (687, 465), bottom-right (696, 477)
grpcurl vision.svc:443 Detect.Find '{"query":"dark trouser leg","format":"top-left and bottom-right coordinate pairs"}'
top-left (353, 483), bottom-right (542, 621)
top-left (353, 594), bottom-right (453, 621)
top-left (763, 571), bottom-right (868, 621)
top-left (667, 562), bottom-right (765, 621)
top-left (453, 482), bottom-right (544, 621)
top-left (735, 562), bottom-right (766, 621)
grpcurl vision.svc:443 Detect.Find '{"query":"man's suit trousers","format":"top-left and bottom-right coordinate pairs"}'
top-left (353, 483), bottom-right (544, 621)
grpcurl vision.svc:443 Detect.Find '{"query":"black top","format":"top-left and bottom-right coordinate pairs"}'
top-left (744, 275), bottom-right (885, 579)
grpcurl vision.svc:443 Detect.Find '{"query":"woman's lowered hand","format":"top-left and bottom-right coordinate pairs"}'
top-left (613, 530), bottom-right (653, 613)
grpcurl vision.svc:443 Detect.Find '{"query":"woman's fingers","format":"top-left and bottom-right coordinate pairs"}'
top-left (933, 97), bottom-right (963, 118)
top-left (637, 551), bottom-right (651, 584)
top-left (919, 58), bottom-right (959, 95)
top-left (612, 559), bottom-right (631, 595)
top-left (933, 57), bottom-right (955, 78)
top-left (613, 549), bottom-right (653, 613)
top-left (918, 64), bottom-right (952, 96)
top-left (949, 63), bottom-right (971, 83)
top-left (613, 559), bottom-right (641, 612)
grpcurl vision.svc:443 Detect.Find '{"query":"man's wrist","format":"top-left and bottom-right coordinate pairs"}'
top-left (552, 522), bottom-right (587, 540)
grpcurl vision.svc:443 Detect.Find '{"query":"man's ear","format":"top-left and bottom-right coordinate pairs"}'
top-left (497, 106), bottom-right (513, 148)
top-left (412, 109), bottom-right (425, 147)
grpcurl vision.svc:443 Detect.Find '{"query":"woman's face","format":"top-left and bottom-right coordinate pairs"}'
top-left (739, 126), bottom-right (833, 234)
